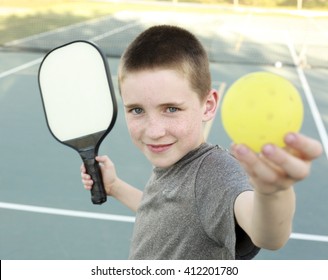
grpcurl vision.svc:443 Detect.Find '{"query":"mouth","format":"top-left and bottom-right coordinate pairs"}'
top-left (146, 143), bottom-right (174, 153)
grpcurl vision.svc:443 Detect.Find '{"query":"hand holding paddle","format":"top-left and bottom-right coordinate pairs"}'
top-left (38, 41), bottom-right (117, 204)
top-left (81, 155), bottom-right (117, 195)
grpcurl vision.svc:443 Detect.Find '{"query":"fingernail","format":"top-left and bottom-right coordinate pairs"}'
top-left (262, 144), bottom-right (275, 156)
top-left (236, 144), bottom-right (249, 156)
top-left (285, 133), bottom-right (297, 144)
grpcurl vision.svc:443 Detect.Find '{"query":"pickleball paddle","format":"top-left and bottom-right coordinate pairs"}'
top-left (38, 40), bottom-right (117, 204)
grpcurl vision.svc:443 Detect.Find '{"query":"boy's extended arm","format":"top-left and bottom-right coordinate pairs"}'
top-left (234, 188), bottom-right (295, 250)
top-left (232, 133), bottom-right (322, 250)
top-left (81, 155), bottom-right (142, 212)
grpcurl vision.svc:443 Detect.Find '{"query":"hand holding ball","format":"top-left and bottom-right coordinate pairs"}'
top-left (221, 72), bottom-right (303, 152)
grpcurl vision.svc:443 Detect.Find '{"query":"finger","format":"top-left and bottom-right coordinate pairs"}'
top-left (284, 133), bottom-right (323, 160)
top-left (82, 177), bottom-right (93, 189)
top-left (81, 168), bottom-right (93, 190)
top-left (95, 155), bottom-right (108, 162)
top-left (262, 144), bottom-right (311, 180)
top-left (81, 172), bottom-right (91, 180)
top-left (80, 164), bottom-right (86, 173)
top-left (96, 155), bottom-right (113, 169)
top-left (231, 144), bottom-right (297, 192)
top-left (83, 184), bottom-right (93, 191)
top-left (231, 144), bottom-right (282, 183)
top-left (96, 155), bottom-right (107, 166)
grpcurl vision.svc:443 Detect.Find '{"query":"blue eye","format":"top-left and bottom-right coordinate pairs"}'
top-left (167, 107), bottom-right (178, 113)
top-left (131, 108), bottom-right (143, 115)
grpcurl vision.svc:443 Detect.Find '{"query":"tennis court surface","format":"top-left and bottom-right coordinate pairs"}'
top-left (0, 3), bottom-right (327, 259)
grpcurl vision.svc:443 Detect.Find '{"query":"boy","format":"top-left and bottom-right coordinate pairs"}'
top-left (81, 25), bottom-right (323, 259)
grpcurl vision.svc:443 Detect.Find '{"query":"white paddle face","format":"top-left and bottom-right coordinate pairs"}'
top-left (39, 41), bottom-right (115, 142)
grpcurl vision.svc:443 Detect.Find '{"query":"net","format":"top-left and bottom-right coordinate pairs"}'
top-left (1, 9), bottom-right (327, 69)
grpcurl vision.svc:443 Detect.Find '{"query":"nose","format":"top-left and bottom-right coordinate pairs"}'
top-left (145, 116), bottom-right (166, 140)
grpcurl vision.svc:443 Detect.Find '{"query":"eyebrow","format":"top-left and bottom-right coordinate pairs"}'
top-left (124, 103), bottom-right (141, 110)
top-left (124, 101), bottom-right (185, 109)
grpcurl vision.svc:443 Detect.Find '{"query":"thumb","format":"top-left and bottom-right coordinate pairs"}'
top-left (95, 155), bottom-right (112, 168)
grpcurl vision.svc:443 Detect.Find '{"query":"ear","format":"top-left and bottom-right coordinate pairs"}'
top-left (202, 89), bottom-right (220, 122)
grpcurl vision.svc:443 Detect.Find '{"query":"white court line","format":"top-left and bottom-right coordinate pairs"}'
top-left (0, 202), bottom-right (135, 223)
top-left (291, 232), bottom-right (328, 243)
top-left (91, 21), bottom-right (141, 42)
top-left (1, 202), bottom-right (327, 243)
top-left (0, 58), bottom-right (43, 80)
top-left (284, 31), bottom-right (328, 160)
top-left (0, 20), bottom-right (141, 80)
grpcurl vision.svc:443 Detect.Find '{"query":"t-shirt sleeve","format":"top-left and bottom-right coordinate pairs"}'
top-left (195, 148), bottom-right (260, 259)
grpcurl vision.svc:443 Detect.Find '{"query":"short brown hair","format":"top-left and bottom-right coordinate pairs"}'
top-left (118, 25), bottom-right (211, 101)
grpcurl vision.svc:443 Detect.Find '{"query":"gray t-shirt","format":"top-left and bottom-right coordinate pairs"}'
top-left (129, 143), bottom-right (260, 259)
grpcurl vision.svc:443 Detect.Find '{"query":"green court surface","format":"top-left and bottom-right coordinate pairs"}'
top-left (0, 5), bottom-right (327, 259)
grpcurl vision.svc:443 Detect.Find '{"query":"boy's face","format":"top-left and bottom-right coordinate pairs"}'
top-left (121, 69), bottom-right (215, 168)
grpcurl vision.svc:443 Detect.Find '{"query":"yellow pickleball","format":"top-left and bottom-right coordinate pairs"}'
top-left (221, 72), bottom-right (303, 152)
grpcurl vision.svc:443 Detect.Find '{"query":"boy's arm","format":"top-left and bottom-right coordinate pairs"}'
top-left (81, 155), bottom-right (143, 212)
top-left (232, 133), bottom-right (322, 250)
top-left (110, 178), bottom-right (143, 213)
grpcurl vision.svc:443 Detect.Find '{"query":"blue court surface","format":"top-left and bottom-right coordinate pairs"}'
top-left (0, 5), bottom-right (327, 259)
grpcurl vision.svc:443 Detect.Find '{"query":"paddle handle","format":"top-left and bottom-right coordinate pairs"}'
top-left (80, 150), bottom-right (107, 204)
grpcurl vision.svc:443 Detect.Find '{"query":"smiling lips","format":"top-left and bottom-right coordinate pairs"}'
top-left (146, 143), bottom-right (174, 153)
